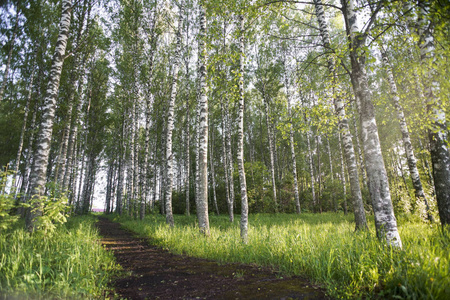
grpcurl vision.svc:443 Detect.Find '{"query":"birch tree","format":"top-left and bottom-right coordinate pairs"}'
top-left (164, 9), bottom-right (183, 227)
top-left (196, 4), bottom-right (210, 235)
top-left (342, 0), bottom-right (401, 246)
top-left (26, 0), bottom-right (73, 232)
top-left (313, 0), bottom-right (367, 229)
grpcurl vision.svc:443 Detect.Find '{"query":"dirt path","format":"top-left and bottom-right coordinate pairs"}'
top-left (96, 217), bottom-right (330, 300)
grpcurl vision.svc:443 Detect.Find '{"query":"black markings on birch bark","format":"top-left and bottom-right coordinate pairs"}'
top-left (237, 14), bottom-right (248, 243)
top-left (26, 0), bottom-right (73, 232)
top-left (380, 49), bottom-right (433, 222)
top-left (196, 5), bottom-right (210, 236)
top-left (314, 0), bottom-right (366, 228)
top-left (342, 0), bottom-right (401, 246)
top-left (165, 10), bottom-right (183, 227)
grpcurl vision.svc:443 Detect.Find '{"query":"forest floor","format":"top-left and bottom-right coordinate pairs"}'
top-left (96, 217), bottom-right (331, 300)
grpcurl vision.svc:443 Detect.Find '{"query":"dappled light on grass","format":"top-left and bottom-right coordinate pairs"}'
top-left (112, 213), bottom-right (449, 299)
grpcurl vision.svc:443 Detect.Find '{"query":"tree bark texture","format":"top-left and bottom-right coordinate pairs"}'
top-left (196, 5), bottom-right (210, 235)
top-left (416, 1), bottom-right (450, 225)
top-left (237, 15), bottom-right (249, 243)
top-left (314, 0), bottom-right (366, 228)
top-left (381, 50), bottom-right (432, 221)
top-left (26, 0), bottom-right (72, 232)
top-left (343, 0), bottom-right (401, 246)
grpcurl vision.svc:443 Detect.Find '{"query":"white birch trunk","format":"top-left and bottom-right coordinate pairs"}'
top-left (314, 0), bottom-right (366, 228)
top-left (26, 0), bottom-right (72, 231)
top-left (306, 129), bottom-right (316, 209)
top-left (380, 50), bottom-right (433, 221)
top-left (165, 13), bottom-right (182, 226)
top-left (263, 94), bottom-right (278, 212)
top-left (343, 0), bottom-right (401, 246)
top-left (220, 97), bottom-right (233, 221)
top-left (284, 70), bottom-right (301, 214)
top-left (338, 132), bottom-right (348, 214)
top-left (13, 54), bottom-right (37, 192)
top-left (196, 5), bottom-right (210, 235)
top-left (237, 14), bottom-right (249, 243)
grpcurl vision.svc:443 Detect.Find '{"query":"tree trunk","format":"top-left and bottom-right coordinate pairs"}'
top-left (343, 0), bottom-right (401, 247)
top-left (326, 135), bottom-right (335, 212)
top-left (338, 132), bottom-right (347, 214)
top-left (225, 99), bottom-right (236, 216)
top-left (26, 0), bottom-right (72, 232)
top-left (209, 121), bottom-right (219, 216)
top-left (237, 14), bottom-right (249, 243)
top-left (380, 49), bottom-right (433, 222)
top-left (306, 129), bottom-right (316, 210)
top-left (165, 14), bottom-right (182, 227)
top-left (316, 134), bottom-right (322, 213)
top-left (314, 0), bottom-right (366, 228)
top-left (263, 94), bottom-right (278, 212)
top-left (415, 0), bottom-right (450, 226)
top-left (284, 67), bottom-right (301, 214)
top-left (220, 97), bottom-right (233, 221)
top-left (196, 5), bottom-right (210, 235)
top-left (116, 115), bottom-right (126, 215)
top-left (13, 54), bottom-right (37, 192)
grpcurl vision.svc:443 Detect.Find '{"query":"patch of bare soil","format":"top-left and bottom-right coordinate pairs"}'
top-left (96, 217), bottom-right (331, 300)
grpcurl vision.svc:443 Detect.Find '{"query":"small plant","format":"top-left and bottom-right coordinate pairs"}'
top-left (20, 182), bottom-right (71, 234)
top-left (0, 168), bottom-right (19, 232)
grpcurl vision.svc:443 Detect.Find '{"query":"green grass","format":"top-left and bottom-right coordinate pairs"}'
top-left (0, 215), bottom-right (120, 299)
top-left (111, 212), bottom-right (449, 299)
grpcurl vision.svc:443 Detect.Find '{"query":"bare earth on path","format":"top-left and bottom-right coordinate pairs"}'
top-left (96, 216), bottom-right (331, 300)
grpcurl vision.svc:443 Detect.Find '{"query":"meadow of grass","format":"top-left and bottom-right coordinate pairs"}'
top-left (112, 212), bottom-right (449, 299)
top-left (0, 215), bottom-right (120, 299)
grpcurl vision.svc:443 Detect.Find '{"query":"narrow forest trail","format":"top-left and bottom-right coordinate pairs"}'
top-left (96, 217), bottom-right (331, 300)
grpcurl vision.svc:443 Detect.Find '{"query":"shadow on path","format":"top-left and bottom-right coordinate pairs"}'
top-left (96, 216), bottom-right (331, 300)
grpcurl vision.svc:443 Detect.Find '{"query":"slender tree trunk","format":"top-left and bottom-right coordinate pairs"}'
top-left (380, 50), bottom-right (433, 221)
top-left (263, 94), bottom-right (278, 212)
top-left (26, 0), bottom-right (72, 232)
top-left (62, 63), bottom-right (87, 190)
top-left (116, 116), bottom-right (126, 215)
top-left (237, 14), bottom-right (249, 243)
top-left (314, 0), bottom-right (366, 228)
top-left (209, 121), bottom-right (219, 215)
top-left (225, 99), bottom-right (235, 216)
top-left (326, 135), bottom-right (335, 212)
top-left (185, 95), bottom-right (191, 216)
top-left (165, 14), bottom-right (182, 227)
top-left (220, 97), bottom-right (233, 221)
top-left (0, 10), bottom-right (19, 103)
top-left (13, 55), bottom-right (37, 192)
top-left (415, 1), bottom-right (450, 226)
top-left (284, 69), bottom-right (301, 214)
top-left (343, 0), bottom-right (401, 247)
top-left (338, 132), bottom-right (347, 214)
top-left (105, 160), bottom-right (113, 214)
top-left (196, 5), bottom-right (210, 235)
top-left (306, 129), bottom-right (316, 210)
top-left (316, 134), bottom-right (322, 213)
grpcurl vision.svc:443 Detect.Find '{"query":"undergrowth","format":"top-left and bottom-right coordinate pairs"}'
top-left (0, 215), bottom-right (119, 299)
top-left (111, 213), bottom-right (449, 299)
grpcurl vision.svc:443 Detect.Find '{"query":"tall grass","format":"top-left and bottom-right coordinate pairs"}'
top-left (0, 215), bottom-right (119, 299)
top-left (113, 213), bottom-right (449, 299)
